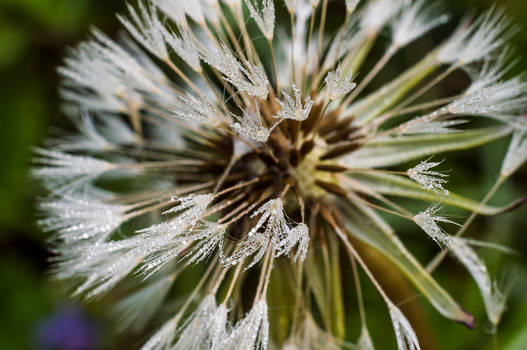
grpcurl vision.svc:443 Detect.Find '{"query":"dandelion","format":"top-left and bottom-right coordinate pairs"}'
top-left (35, 0), bottom-right (527, 349)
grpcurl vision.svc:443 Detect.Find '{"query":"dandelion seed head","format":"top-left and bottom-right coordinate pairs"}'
top-left (35, 0), bottom-right (527, 349)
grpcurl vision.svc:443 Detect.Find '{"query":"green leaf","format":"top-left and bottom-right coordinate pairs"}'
top-left (348, 172), bottom-right (510, 215)
top-left (337, 196), bottom-right (475, 326)
top-left (342, 126), bottom-right (511, 168)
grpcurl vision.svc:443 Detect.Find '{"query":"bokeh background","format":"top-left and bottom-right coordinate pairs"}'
top-left (1, 0), bottom-right (526, 349)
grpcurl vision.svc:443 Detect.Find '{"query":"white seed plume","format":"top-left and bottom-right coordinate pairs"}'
top-left (445, 78), bottom-right (527, 117)
top-left (140, 316), bottom-right (178, 350)
top-left (59, 39), bottom-right (141, 113)
top-left (408, 159), bottom-right (449, 195)
top-left (200, 0), bottom-right (222, 25)
top-left (224, 199), bottom-right (309, 267)
top-left (118, 1), bottom-right (169, 60)
top-left (119, 1), bottom-right (203, 72)
top-left (438, 8), bottom-right (514, 65)
top-left (275, 85), bottom-right (314, 121)
top-left (164, 25), bottom-right (202, 71)
top-left (391, 0), bottom-right (448, 48)
top-left (152, 0), bottom-right (209, 27)
top-left (184, 221), bottom-right (227, 265)
top-left (223, 0), bottom-right (240, 8)
top-left (448, 237), bottom-right (507, 326)
top-left (135, 194), bottom-right (213, 276)
top-left (276, 223), bottom-right (310, 262)
top-left (163, 193), bottom-right (213, 217)
top-left (282, 2), bottom-right (316, 81)
top-left (49, 113), bottom-right (136, 151)
top-left (113, 274), bottom-right (174, 330)
top-left (170, 93), bottom-right (220, 125)
top-left (198, 41), bottom-right (269, 98)
top-left (285, 0), bottom-right (297, 13)
top-left (97, 116), bottom-right (138, 145)
top-left (232, 109), bottom-right (270, 142)
top-left (38, 196), bottom-right (128, 243)
top-left (249, 198), bottom-right (309, 261)
top-left (325, 65), bottom-right (356, 100)
top-left (464, 51), bottom-right (512, 94)
top-left (172, 294), bottom-right (228, 350)
top-left (244, 0), bottom-right (275, 40)
top-left (398, 117), bottom-right (467, 135)
top-left (59, 30), bottom-right (173, 114)
top-left (33, 148), bottom-right (116, 195)
top-left (222, 299), bottom-right (269, 350)
top-left (285, 316), bottom-right (344, 349)
top-left (54, 238), bottom-right (144, 298)
top-left (360, 0), bottom-right (402, 34)
top-left (323, 17), bottom-right (362, 70)
top-left (413, 205), bottom-right (456, 246)
top-left (357, 326), bottom-right (375, 350)
top-left (50, 114), bottom-right (111, 151)
top-left (223, 230), bottom-right (270, 269)
top-left (388, 302), bottom-right (421, 350)
top-left (345, 0), bottom-right (360, 13)
top-left (501, 124), bottom-right (527, 178)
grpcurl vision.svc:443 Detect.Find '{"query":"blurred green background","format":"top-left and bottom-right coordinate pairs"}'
top-left (0, 0), bottom-right (526, 349)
